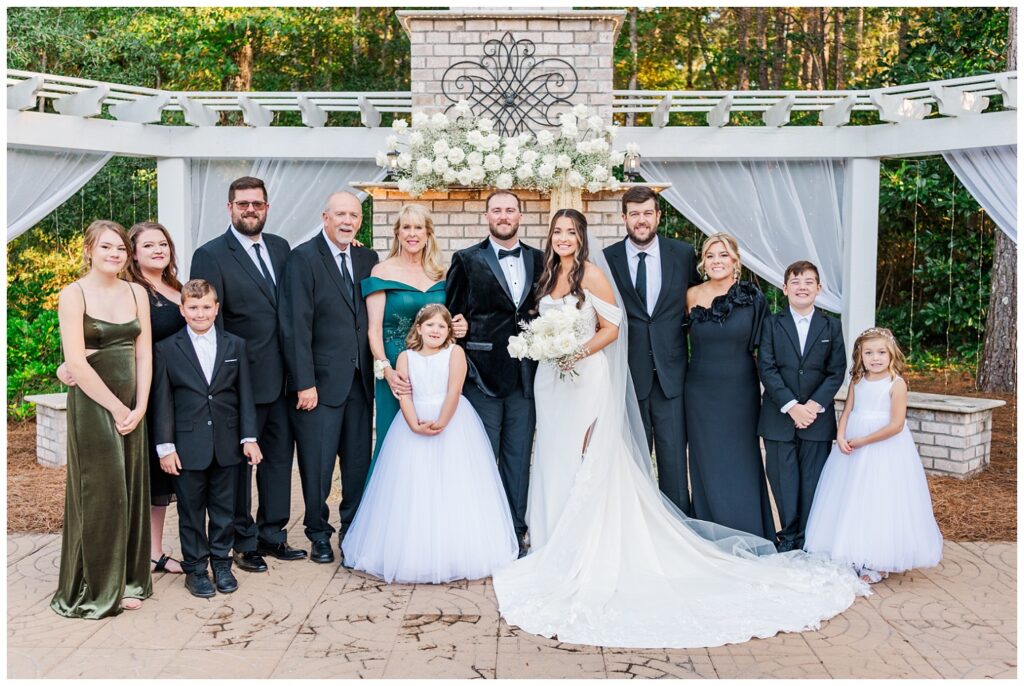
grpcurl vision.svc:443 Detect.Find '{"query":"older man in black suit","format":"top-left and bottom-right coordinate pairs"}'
top-left (279, 191), bottom-right (378, 565)
top-left (190, 176), bottom-right (306, 571)
top-left (603, 185), bottom-right (700, 515)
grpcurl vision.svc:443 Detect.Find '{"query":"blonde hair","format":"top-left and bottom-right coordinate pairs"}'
top-left (850, 327), bottom-right (907, 385)
top-left (405, 303), bottom-right (455, 351)
top-left (389, 204), bottom-right (445, 281)
top-left (82, 220), bottom-right (131, 275)
top-left (697, 232), bottom-right (742, 280)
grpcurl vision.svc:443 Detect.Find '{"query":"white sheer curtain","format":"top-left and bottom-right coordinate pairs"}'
top-left (190, 159), bottom-right (385, 246)
top-left (943, 145), bottom-right (1017, 244)
top-left (7, 147), bottom-right (113, 242)
top-left (640, 159), bottom-right (846, 312)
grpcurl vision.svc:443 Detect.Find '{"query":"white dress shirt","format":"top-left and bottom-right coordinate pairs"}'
top-left (625, 235), bottom-right (662, 316)
top-left (322, 229), bottom-right (355, 283)
top-left (156, 326), bottom-right (255, 459)
top-left (779, 307), bottom-right (825, 415)
top-left (490, 237), bottom-right (526, 305)
top-left (230, 225), bottom-right (276, 284)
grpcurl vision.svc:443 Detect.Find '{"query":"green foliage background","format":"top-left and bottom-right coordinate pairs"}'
top-left (6, 7), bottom-right (1010, 418)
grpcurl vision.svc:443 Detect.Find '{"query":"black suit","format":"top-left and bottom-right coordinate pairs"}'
top-left (604, 236), bottom-right (700, 514)
top-left (279, 233), bottom-right (378, 544)
top-left (446, 238), bottom-right (543, 535)
top-left (757, 308), bottom-right (846, 549)
top-left (190, 227), bottom-right (294, 551)
top-left (152, 328), bottom-right (258, 574)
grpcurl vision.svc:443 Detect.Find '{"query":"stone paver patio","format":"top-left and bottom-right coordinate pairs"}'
top-left (7, 474), bottom-right (1016, 679)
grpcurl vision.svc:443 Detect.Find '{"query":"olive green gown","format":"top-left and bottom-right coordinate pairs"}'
top-left (361, 277), bottom-right (446, 476)
top-left (51, 304), bottom-right (152, 619)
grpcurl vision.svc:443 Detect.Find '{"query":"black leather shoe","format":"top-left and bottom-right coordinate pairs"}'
top-left (257, 540), bottom-right (308, 561)
top-left (517, 532), bottom-right (529, 559)
top-left (777, 539), bottom-right (797, 553)
top-left (185, 571), bottom-right (216, 598)
top-left (310, 540), bottom-right (335, 564)
top-left (233, 550), bottom-right (268, 573)
top-left (212, 564), bottom-right (238, 593)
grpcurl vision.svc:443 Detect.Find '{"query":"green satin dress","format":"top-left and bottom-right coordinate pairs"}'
top-left (51, 305), bottom-right (152, 619)
top-left (361, 277), bottom-right (446, 475)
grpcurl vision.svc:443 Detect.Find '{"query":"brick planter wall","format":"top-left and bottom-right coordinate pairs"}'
top-left (24, 393), bottom-right (68, 468)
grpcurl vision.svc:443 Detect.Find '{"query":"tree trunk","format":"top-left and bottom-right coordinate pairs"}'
top-left (686, 19), bottom-right (696, 88)
top-left (736, 7), bottom-right (750, 89)
top-left (898, 9), bottom-right (911, 63)
top-left (755, 8), bottom-right (769, 89)
top-left (853, 7), bottom-right (864, 81)
top-left (799, 10), bottom-right (811, 88)
top-left (695, 11), bottom-right (720, 89)
top-left (834, 8), bottom-right (845, 89)
top-left (809, 10), bottom-right (822, 89)
top-left (977, 6), bottom-right (1017, 392)
top-left (627, 7), bottom-right (638, 126)
top-left (771, 9), bottom-right (787, 89)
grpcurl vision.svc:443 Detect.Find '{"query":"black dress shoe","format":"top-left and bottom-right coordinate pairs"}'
top-left (517, 532), bottom-right (529, 559)
top-left (310, 540), bottom-right (335, 564)
top-left (185, 571), bottom-right (216, 598)
top-left (257, 540), bottom-right (308, 561)
top-left (233, 550), bottom-right (268, 573)
top-left (777, 539), bottom-right (797, 553)
top-left (211, 564), bottom-right (238, 593)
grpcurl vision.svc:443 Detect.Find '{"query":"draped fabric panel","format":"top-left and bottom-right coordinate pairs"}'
top-left (640, 159), bottom-right (846, 312)
top-left (7, 147), bottom-right (113, 242)
top-left (190, 159), bottom-right (386, 247)
top-left (943, 145), bottom-right (1017, 244)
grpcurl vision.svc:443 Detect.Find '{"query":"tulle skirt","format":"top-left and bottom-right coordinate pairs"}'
top-left (342, 396), bottom-right (519, 584)
top-left (804, 412), bottom-right (944, 573)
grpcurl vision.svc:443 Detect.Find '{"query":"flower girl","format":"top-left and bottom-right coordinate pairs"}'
top-left (804, 327), bottom-right (943, 583)
top-left (342, 304), bottom-right (519, 583)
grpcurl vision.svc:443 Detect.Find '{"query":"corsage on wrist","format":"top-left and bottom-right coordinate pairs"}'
top-left (373, 359), bottom-right (391, 380)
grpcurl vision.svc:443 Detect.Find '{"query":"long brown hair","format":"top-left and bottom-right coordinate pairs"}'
top-left (536, 208), bottom-right (589, 310)
top-left (405, 303), bottom-right (456, 351)
top-left (126, 221), bottom-right (183, 295)
top-left (850, 327), bottom-right (908, 385)
top-left (82, 220), bottom-right (131, 275)
top-left (387, 204), bottom-right (445, 281)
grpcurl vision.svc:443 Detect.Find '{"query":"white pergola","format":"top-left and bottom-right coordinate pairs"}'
top-left (6, 69), bottom-right (1017, 348)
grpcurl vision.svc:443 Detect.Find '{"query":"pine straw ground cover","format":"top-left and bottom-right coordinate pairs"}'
top-left (6, 371), bottom-right (1016, 540)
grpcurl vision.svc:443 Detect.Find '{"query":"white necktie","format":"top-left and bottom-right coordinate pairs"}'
top-left (796, 317), bottom-right (810, 354)
top-left (198, 336), bottom-right (214, 383)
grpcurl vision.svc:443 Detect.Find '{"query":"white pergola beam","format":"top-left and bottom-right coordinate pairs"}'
top-left (840, 158), bottom-right (881, 355)
top-left (157, 158), bottom-right (194, 277)
top-left (51, 85), bottom-right (109, 117)
top-left (110, 93), bottom-right (170, 124)
top-left (930, 85), bottom-right (989, 116)
top-left (871, 91), bottom-right (931, 123)
top-left (178, 95), bottom-right (218, 127)
top-left (995, 74), bottom-right (1017, 109)
top-left (298, 95), bottom-right (327, 128)
top-left (239, 96), bottom-right (273, 127)
top-left (7, 76), bottom-right (43, 111)
top-left (358, 96), bottom-right (382, 128)
top-left (706, 95), bottom-right (732, 128)
top-left (651, 94), bottom-right (672, 128)
top-left (819, 95), bottom-right (856, 127)
top-left (763, 95), bottom-right (795, 127)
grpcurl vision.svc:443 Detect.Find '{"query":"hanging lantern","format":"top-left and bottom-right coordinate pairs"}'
top-left (624, 149), bottom-right (641, 181)
top-left (385, 150), bottom-right (400, 180)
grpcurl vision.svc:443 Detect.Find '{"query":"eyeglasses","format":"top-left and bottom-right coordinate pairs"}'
top-left (233, 200), bottom-right (268, 210)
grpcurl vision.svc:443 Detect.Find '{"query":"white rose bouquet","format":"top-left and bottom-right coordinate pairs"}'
top-left (378, 100), bottom-right (628, 197)
top-left (507, 304), bottom-right (590, 380)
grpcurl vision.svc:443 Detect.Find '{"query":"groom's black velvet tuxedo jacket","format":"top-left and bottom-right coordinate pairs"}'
top-left (446, 238), bottom-right (544, 399)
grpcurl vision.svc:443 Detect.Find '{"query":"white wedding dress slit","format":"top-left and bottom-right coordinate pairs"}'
top-left (494, 282), bottom-right (869, 649)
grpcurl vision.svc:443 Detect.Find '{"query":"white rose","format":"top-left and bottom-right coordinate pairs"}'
top-left (447, 147), bottom-right (466, 164)
top-left (466, 129), bottom-right (483, 147)
top-left (397, 152), bottom-right (413, 168)
top-left (478, 118), bottom-right (495, 132)
top-left (433, 139), bottom-right (450, 156)
top-left (559, 112), bottom-right (576, 127)
top-left (391, 118), bottom-right (409, 130)
top-left (430, 112), bottom-right (450, 129)
top-left (386, 134), bottom-right (399, 148)
top-left (587, 115), bottom-right (604, 131)
top-left (467, 151), bottom-right (483, 166)
top-left (415, 158), bottom-right (433, 175)
top-left (626, 142), bottom-right (640, 154)
top-left (375, 151), bottom-right (388, 167)
top-left (567, 170), bottom-right (585, 188)
top-left (554, 333), bottom-right (576, 356)
top-left (542, 153), bottom-right (556, 165)
top-left (576, 141), bottom-right (592, 155)
top-left (573, 103), bottom-right (589, 117)
top-left (495, 172), bottom-right (514, 189)
top-left (469, 165), bottom-right (486, 183)
top-left (501, 152), bottom-right (519, 170)
top-left (409, 131), bottom-right (424, 147)
top-left (507, 336), bottom-right (529, 359)
top-left (443, 168), bottom-right (458, 184)
top-left (397, 178), bottom-right (413, 193)
top-left (411, 111), bottom-right (428, 129)
top-left (592, 139), bottom-right (610, 153)
top-left (591, 165), bottom-right (609, 181)
top-left (518, 132), bottom-right (533, 145)
top-left (486, 133), bottom-right (501, 150)
top-left (607, 124), bottom-right (619, 139)
top-left (528, 340), bottom-right (546, 361)
top-left (537, 162), bottom-right (556, 178)
top-left (556, 154), bottom-right (573, 169)
top-left (536, 130), bottom-right (555, 146)
top-left (561, 123), bottom-right (579, 138)
top-left (483, 154), bottom-right (502, 171)
top-left (453, 100), bottom-right (472, 115)
top-left (521, 150), bottom-right (539, 164)
top-left (609, 149), bottom-right (625, 166)
top-left (432, 156), bottom-right (449, 174)
top-left (516, 164), bottom-right (534, 181)
top-left (457, 169), bottom-right (474, 186)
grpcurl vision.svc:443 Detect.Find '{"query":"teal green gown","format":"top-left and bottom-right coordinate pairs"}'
top-left (361, 277), bottom-right (446, 476)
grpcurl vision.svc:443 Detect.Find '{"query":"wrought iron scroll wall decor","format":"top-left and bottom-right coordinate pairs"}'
top-left (440, 32), bottom-right (579, 137)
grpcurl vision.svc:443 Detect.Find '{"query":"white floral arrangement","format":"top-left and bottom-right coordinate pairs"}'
top-left (376, 100), bottom-right (633, 197)
top-left (507, 304), bottom-right (590, 380)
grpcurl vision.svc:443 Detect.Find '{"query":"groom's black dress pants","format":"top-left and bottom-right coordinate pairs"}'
top-left (637, 376), bottom-right (691, 517)
top-left (463, 381), bottom-right (535, 536)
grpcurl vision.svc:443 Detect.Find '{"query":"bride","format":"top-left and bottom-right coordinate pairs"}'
top-left (492, 209), bottom-right (869, 649)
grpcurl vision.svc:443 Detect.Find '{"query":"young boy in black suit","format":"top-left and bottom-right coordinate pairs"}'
top-left (757, 261), bottom-right (846, 552)
top-left (152, 279), bottom-right (262, 598)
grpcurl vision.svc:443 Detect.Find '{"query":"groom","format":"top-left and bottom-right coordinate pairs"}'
top-left (604, 185), bottom-right (700, 516)
top-left (446, 190), bottom-right (543, 558)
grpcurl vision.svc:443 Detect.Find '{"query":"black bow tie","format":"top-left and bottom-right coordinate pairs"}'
top-left (498, 247), bottom-right (522, 259)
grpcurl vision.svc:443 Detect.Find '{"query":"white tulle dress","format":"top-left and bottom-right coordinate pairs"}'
top-left (804, 375), bottom-right (943, 575)
top-left (493, 289), bottom-right (870, 649)
top-left (342, 346), bottom-right (519, 584)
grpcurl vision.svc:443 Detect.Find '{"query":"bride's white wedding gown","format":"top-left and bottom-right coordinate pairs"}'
top-left (493, 289), bottom-right (869, 649)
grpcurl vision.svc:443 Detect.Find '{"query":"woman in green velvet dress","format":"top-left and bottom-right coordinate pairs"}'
top-left (52, 220), bottom-right (153, 618)
top-left (363, 204), bottom-right (456, 475)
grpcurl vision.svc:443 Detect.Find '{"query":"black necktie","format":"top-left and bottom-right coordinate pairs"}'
top-left (635, 252), bottom-right (648, 312)
top-left (338, 251), bottom-right (355, 302)
top-left (498, 247), bottom-right (522, 259)
top-left (252, 243), bottom-right (276, 301)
